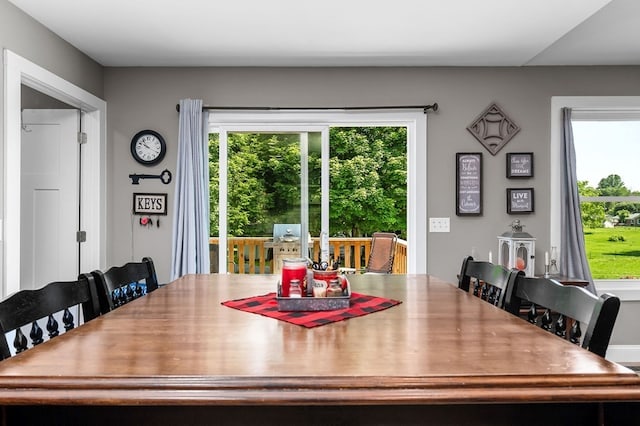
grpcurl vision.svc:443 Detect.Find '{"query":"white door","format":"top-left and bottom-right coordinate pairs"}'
top-left (20, 109), bottom-right (80, 290)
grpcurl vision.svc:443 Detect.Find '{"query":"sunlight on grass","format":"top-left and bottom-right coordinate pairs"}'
top-left (584, 227), bottom-right (640, 279)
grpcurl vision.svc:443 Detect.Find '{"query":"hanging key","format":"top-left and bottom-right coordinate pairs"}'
top-left (129, 169), bottom-right (172, 185)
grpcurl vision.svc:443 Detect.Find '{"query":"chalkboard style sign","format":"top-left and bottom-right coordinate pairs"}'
top-left (507, 188), bottom-right (534, 214)
top-left (456, 153), bottom-right (483, 216)
top-left (507, 152), bottom-right (533, 178)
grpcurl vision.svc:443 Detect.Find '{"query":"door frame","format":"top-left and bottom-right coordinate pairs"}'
top-left (209, 109), bottom-right (427, 274)
top-left (3, 49), bottom-right (107, 297)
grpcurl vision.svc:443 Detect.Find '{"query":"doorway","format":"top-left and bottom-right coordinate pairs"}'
top-left (20, 108), bottom-right (81, 289)
top-left (3, 49), bottom-right (107, 298)
top-left (209, 109), bottom-right (427, 274)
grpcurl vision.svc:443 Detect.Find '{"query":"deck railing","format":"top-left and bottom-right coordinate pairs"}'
top-left (209, 237), bottom-right (407, 274)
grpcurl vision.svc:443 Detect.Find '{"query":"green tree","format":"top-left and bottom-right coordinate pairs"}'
top-left (618, 209), bottom-right (631, 224)
top-left (210, 133), bottom-right (296, 236)
top-left (209, 127), bottom-right (407, 238)
top-left (226, 134), bottom-right (270, 235)
top-left (329, 155), bottom-right (395, 236)
top-left (612, 202), bottom-right (640, 216)
top-left (597, 174), bottom-right (630, 196)
top-left (329, 127), bottom-right (406, 237)
top-left (578, 181), bottom-right (606, 228)
top-left (597, 174), bottom-right (631, 215)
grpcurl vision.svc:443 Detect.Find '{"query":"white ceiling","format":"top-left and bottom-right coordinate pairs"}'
top-left (8, 0), bottom-right (640, 67)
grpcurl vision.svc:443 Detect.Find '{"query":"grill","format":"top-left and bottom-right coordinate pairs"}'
top-left (268, 224), bottom-right (302, 274)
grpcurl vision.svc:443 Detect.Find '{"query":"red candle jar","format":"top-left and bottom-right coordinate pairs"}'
top-left (312, 269), bottom-right (338, 290)
top-left (281, 258), bottom-right (308, 297)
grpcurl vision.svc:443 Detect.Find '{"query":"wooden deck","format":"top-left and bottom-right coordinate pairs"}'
top-left (209, 237), bottom-right (407, 274)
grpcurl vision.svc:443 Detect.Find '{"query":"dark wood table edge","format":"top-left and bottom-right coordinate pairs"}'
top-left (1, 374), bottom-right (640, 406)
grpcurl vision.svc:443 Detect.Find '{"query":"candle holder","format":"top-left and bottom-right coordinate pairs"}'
top-left (544, 264), bottom-right (550, 278)
top-left (549, 246), bottom-right (559, 275)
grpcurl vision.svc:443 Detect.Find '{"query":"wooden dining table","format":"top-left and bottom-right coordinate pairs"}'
top-left (1, 273), bottom-right (639, 425)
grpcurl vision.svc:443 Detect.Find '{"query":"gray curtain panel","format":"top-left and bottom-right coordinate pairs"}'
top-left (560, 107), bottom-right (596, 293)
top-left (171, 99), bottom-right (210, 279)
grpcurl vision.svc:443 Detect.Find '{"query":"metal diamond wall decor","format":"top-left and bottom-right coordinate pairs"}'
top-left (467, 103), bottom-right (520, 155)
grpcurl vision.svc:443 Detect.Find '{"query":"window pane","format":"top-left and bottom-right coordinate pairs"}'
top-left (227, 132), bottom-right (301, 236)
top-left (226, 132), bottom-right (302, 274)
top-left (329, 127), bottom-right (407, 238)
top-left (308, 131), bottom-right (321, 236)
top-left (574, 120), bottom-right (640, 279)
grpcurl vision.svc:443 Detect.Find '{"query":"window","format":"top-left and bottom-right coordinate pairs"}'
top-left (550, 97), bottom-right (640, 286)
top-left (573, 118), bottom-right (640, 279)
top-left (208, 110), bottom-right (427, 274)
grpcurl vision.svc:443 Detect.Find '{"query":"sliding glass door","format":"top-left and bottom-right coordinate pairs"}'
top-left (209, 110), bottom-right (426, 274)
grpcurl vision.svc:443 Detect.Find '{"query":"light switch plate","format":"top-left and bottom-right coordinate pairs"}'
top-left (429, 217), bottom-right (450, 233)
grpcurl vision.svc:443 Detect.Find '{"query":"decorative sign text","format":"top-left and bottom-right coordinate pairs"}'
top-left (507, 188), bottom-right (534, 214)
top-left (133, 193), bottom-right (168, 215)
top-left (507, 153), bottom-right (533, 178)
top-left (456, 153), bottom-right (482, 216)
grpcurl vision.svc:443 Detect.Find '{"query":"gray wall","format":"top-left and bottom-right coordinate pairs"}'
top-left (104, 66), bottom-right (640, 284)
top-left (0, 0), bottom-right (104, 98)
top-left (21, 85), bottom-right (75, 109)
top-left (0, 0), bottom-right (103, 292)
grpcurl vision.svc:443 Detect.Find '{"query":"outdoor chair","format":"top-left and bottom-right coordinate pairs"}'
top-left (364, 232), bottom-right (398, 274)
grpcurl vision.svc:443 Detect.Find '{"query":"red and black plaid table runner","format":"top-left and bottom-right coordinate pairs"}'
top-left (221, 292), bottom-right (402, 328)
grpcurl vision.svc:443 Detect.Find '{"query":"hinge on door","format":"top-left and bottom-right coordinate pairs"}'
top-left (77, 132), bottom-right (87, 144)
top-left (76, 231), bottom-right (86, 243)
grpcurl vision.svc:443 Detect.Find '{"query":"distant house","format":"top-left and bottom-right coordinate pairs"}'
top-left (624, 213), bottom-right (640, 226)
top-left (604, 215), bottom-right (619, 228)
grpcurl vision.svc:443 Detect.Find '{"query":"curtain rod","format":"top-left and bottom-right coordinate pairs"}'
top-left (175, 103), bottom-right (438, 114)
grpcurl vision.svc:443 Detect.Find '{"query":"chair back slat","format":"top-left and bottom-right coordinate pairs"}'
top-left (504, 275), bottom-right (620, 357)
top-left (91, 257), bottom-right (159, 314)
top-left (458, 256), bottom-right (522, 308)
top-left (0, 274), bottom-right (100, 360)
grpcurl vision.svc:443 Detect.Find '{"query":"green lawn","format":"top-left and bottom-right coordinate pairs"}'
top-left (584, 227), bottom-right (640, 279)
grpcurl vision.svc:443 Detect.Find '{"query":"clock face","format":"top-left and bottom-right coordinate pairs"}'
top-left (131, 130), bottom-right (166, 166)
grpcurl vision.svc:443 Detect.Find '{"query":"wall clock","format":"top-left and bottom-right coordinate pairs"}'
top-left (130, 130), bottom-right (166, 166)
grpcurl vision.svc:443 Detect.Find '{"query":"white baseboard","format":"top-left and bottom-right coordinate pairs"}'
top-left (595, 281), bottom-right (640, 300)
top-left (596, 283), bottom-right (640, 366)
top-left (606, 345), bottom-right (640, 366)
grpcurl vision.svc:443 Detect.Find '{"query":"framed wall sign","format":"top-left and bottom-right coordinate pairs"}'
top-left (133, 193), bottom-right (168, 215)
top-left (507, 188), bottom-right (534, 214)
top-left (456, 152), bottom-right (483, 216)
top-left (507, 152), bottom-right (534, 178)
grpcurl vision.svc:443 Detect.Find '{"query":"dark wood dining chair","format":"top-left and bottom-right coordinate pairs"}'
top-left (91, 257), bottom-right (159, 314)
top-left (458, 256), bottom-right (522, 308)
top-left (0, 274), bottom-right (100, 360)
top-left (364, 232), bottom-right (398, 274)
top-left (504, 274), bottom-right (620, 357)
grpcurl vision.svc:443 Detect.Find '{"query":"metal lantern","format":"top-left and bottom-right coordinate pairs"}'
top-left (497, 220), bottom-right (536, 277)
